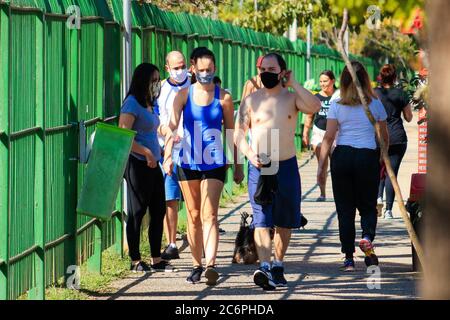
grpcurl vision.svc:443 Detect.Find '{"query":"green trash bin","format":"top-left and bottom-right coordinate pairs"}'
top-left (77, 123), bottom-right (136, 221)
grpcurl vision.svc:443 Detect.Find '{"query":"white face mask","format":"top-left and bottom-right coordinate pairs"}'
top-left (169, 68), bottom-right (188, 84)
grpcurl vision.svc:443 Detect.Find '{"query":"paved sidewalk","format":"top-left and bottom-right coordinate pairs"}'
top-left (104, 115), bottom-right (420, 300)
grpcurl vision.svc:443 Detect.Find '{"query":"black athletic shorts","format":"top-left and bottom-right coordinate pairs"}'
top-left (177, 165), bottom-right (227, 183)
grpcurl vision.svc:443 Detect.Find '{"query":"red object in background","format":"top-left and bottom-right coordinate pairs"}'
top-left (409, 173), bottom-right (426, 202)
top-left (256, 56), bottom-right (264, 68)
top-left (418, 108), bottom-right (428, 174)
top-left (402, 8), bottom-right (424, 35)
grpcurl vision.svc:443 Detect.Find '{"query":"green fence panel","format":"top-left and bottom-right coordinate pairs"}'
top-left (43, 14), bottom-right (78, 289)
top-left (104, 21), bottom-right (124, 255)
top-left (187, 33), bottom-right (199, 61)
top-left (172, 33), bottom-right (189, 60)
top-left (198, 34), bottom-right (212, 51)
top-left (77, 20), bottom-right (105, 274)
top-left (9, 7), bottom-right (45, 300)
top-left (157, 30), bottom-right (173, 72)
top-left (212, 37), bottom-right (224, 83)
top-left (104, 23), bottom-right (122, 118)
top-left (132, 27), bottom-right (143, 69)
top-left (0, 2), bottom-right (9, 301)
top-left (142, 27), bottom-right (156, 64)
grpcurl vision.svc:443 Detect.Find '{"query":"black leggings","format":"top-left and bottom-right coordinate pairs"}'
top-left (331, 146), bottom-right (380, 255)
top-left (378, 144), bottom-right (407, 211)
top-left (124, 156), bottom-right (166, 260)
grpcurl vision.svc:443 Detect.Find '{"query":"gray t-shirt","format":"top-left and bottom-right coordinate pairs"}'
top-left (328, 98), bottom-right (387, 150)
top-left (121, 95), bottom-right (161, 161)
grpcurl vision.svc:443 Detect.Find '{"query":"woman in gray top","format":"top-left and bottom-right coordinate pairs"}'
top-left (317, 61), bottom-right (389, 272)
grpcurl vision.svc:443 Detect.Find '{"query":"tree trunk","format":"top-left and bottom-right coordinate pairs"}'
top-left (422, 0), bottom-right (450, 299)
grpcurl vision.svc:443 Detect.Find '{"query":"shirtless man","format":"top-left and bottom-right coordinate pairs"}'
top-left (234, 53), bottom-right (320, 290)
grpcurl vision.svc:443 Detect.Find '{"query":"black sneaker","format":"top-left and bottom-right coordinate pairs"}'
top-left (186, 266), bottom-right (204, 284)
top-left (161, 246), bottom-right (180, 260)
top-left (271, 266), bottom-right (288, 287)
top-left (218, 227), bottom-right (226, 235)
top-left (205, 266), bottom-right (219, 286)
top-left (130, 261), bottom-right (151, 273)
top-left (253, 267), bottom-right (276, 291)
top-left (300, 215), bottom-right (308, 228)
top-left (151, 260), bottom-right (178, 273)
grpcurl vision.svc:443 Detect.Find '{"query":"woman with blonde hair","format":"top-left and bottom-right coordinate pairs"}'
top-left (318, 61), bottom-right (389, 271)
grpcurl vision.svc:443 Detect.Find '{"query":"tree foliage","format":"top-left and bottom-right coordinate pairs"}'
top-left (219, 0), bottom-right (319, 35)
top-left (350, 19), bottom-right (418, 72)
top-left (134, 0), bottom-right (424, 71)
top-left (325, 0), bottom-right (424, 28)
top-left (138, 0), bottom-right (227, 17)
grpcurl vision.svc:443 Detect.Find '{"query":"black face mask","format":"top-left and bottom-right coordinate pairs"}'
top-left (260, 72), bottom-right (281, 89)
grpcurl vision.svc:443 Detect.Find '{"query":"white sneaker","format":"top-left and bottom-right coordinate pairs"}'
top-left (384, 210), bottom-right (394, 220)
top-left (377, 198), bottom-right (384, 217)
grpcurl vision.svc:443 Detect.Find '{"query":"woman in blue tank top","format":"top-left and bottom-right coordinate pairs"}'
top-left (163, 48), bottom-right (244, 285)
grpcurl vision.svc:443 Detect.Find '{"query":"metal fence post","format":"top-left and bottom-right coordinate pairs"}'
top-left (121, 0), bottom-right (132, 257)
top-left (64, 20), bottom-right (79, 286)
top-left (28, 10), bottom-right (45, 300)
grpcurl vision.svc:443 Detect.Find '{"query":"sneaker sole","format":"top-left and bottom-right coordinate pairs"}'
top-left (161, 256), bottom-right (180, 260)
top-left (131, 270), bottom-right (151, 274)
top-left (253, 271), bottom-right (276, 291)
top-left (275, 283), bottom-right (288, 288)
top-left (205, 268), bottom-right (219, 286)
top-left (151, 267), bottom-right (178, 273)
top-left (186, 278), bottom-right (201, 284)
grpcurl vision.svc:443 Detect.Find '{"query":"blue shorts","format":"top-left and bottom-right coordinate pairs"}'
top-left (160, 159), bottom-right (181, 202)
top-left (248, 157), bottom-right (302, 229)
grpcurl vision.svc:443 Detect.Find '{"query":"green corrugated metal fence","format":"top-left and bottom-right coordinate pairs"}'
top-left (0, 0), bottom-right (378, 300)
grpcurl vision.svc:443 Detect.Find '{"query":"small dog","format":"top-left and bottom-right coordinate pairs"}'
top-left (231, 212), bottom-right (308, 265)
top-left (232, 212), bottom-right (259, 265)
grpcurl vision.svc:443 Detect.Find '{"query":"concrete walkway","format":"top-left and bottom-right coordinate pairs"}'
top-left (104, 115), bottom-right (420, 300)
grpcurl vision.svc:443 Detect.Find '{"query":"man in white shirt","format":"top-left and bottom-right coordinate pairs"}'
top-left (158, 51), bottom-right (191, 260)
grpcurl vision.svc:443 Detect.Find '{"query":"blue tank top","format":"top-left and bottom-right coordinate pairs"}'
top-left (178, 85), bottom-right (226, 171)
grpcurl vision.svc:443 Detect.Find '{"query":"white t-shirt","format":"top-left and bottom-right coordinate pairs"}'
top-left (330, 89), bottom-right (340, 104)
top-left (157, 77), bottom-right (191, 159)
top-left (327, 98), bottom-right (387, 150)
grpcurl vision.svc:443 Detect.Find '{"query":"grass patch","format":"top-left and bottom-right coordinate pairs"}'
top-left (177, 218), bottom-right (187, 235)
top-left (45, 287), bottom-right (91, 300)
top-left (220, 183), bottom-right (248, 208)
top-left (43, 180), bottom-right (250, 300)
top-left (43, 247), bottom-right (131, 300)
